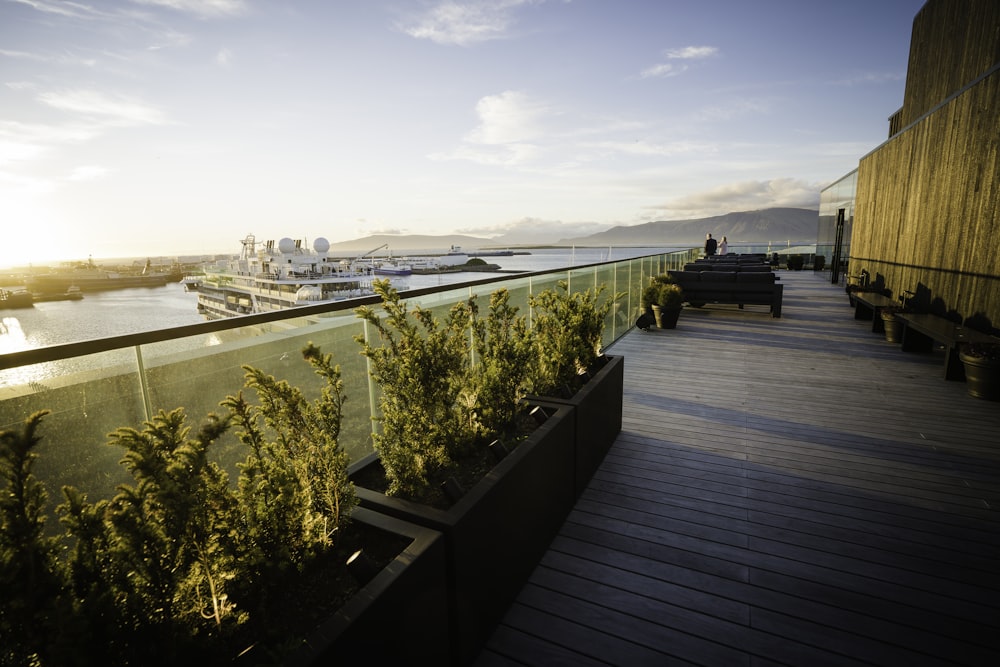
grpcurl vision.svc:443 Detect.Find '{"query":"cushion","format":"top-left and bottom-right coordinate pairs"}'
top-left (738, 264), bottom-right (772, 272)
top-left (700, 271), bottom-right (737, 283)
top-left (737, 271), bottom-right (775, 283)
top-left (670, 270), bottom-right (700, 283)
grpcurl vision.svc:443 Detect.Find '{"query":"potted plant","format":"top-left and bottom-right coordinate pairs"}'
top-left (0, 345), bottom-right (450, 666)
top-left (959, 341), bottom-right (1000, 401)
top-left (641, 276), bottom-right (682, 329)
top-left (655, 282), bottom-right (684, 329)
top-left (351, 280), bottom-right (576, 666)
top-left (786, 254), bottom-right (804, 270)
top-left (524, 280), bottom-right (625, 496)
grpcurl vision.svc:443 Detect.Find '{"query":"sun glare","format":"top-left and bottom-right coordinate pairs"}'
top-left (0, 201), bottom-right (79, 270)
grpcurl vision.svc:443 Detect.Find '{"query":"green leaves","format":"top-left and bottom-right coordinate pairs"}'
top-left (527, 281), bottom-right (619, 397)
top-left (356, 279), bottom-right (477, 497)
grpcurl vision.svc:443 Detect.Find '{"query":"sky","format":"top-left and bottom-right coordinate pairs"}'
top-left (1, 0), bottom-right (927, 266)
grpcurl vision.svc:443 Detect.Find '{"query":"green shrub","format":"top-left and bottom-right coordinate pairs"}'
top-left (222, 343), bottom-right (356, 600)
top-left (527, 280), bottom-right (619, 397)
top-left (470, 288), bottom-right (535, 436)
top-left (355, 279), bottom-right (478, 497)
top-left (2, 344), bottom-right (358, 665)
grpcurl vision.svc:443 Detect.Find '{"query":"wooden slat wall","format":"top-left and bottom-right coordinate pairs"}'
top-left (851, 69), bottom-right (1000, 326)
top-left (477, 271), bottom-right (1000, 666)
top-left (901, 0), bottom-right (1000, 127)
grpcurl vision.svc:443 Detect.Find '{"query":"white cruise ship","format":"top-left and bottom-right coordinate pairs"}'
top-left (195, 234), bottom-right (384, 319)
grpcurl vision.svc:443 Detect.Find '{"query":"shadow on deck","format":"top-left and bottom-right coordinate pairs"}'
top-left (477, 271), bottom-right (1000, 666)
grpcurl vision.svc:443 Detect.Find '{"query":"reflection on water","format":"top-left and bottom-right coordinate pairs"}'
top-left (0, 317), bottom-right (27, 355)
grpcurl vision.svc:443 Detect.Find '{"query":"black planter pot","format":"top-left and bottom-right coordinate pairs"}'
top-left (657, 306), bottom-right (681, 329)
top-left (959, 352), bottom-right (1000, 401)
top-left (349, 401), bottom-right (575, 666)
top-left (527, 354), bottom-right (624, 497)
top-left (282, 508), bottom-right (450, 665)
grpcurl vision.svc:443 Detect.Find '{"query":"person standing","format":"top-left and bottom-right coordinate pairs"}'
top-left (704, 233), bottom-right (718, 257)
top-left (719, 236), bottom-right (728, 255)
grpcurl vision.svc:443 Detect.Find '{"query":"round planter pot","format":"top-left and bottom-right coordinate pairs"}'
top-left (959, 353), bottom-right (1000, 401)
top-left (881, 312), bottom-right (903, 343)
top-left (657, 306), bottom-right (681, 329)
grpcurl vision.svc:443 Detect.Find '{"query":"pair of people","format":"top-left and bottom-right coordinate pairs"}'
top-left (705, 234), bottom-right (728, 256)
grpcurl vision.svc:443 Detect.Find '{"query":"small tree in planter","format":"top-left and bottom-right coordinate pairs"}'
top-left (469, 287), bottom-right (536, 437)
top-left (351, 280), bottom-right (580, 665)
top-left (524, 279), bottom-right (625, 497)
top-left (0, 345), bottom-right (437, 665)
top-left (354, 279), bottom-right (480, 500)
top-left (221, 343), bottom-right (357, 608)
top-left (527, 280), bottom-right (619, 398)
top-left (0, 410), bottom-right (68, 667)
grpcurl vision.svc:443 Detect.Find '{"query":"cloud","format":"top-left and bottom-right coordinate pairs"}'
top-left (432, 90), bottom-right (552, 165)
top-left (0, 120), bottom-right (98, 167)
top-left (580, 139), bottom-right (714, 157)
top-left (458, 216), bottom-right (606, 244)
top-left (7, 0), bottom-right (100, 19)
top-left (466, 90), bottom-right (549, 144)
top-left (665, 46), bottom-right (717, 60)
top-left (694, 98), bottom-right (769, 122)
top-left (639, 45), bottom-right (718, 79)
top-left (657, 178), bottom-right (821, 216)
top-left (215, 48), bottom-right (234, 66)
top-left (69, 165), bottom-right (110, 181)
top-left (129, 0), bottom-right (248, 19)
top-left (400, 0), bottom-right (543, 46)
top-left (37, 90), bottom-right (168, 126)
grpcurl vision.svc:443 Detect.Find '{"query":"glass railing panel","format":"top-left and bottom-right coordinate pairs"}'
top-left (0, 351), bottom-right (148, 505)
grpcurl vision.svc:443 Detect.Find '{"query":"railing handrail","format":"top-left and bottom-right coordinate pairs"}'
top-left (0, 251), bottom-right (688, 371)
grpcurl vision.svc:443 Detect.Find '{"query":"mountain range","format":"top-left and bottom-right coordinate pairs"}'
top-left (326, 207), bottom-right (818, 252)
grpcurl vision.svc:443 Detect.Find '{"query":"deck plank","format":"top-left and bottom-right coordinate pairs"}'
top-left (477, 271), bottom-right (1000, 666)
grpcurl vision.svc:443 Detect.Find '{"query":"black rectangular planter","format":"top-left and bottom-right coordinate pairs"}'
top-left (349, 401), bottom-right (575, 667)
top-left (528, 353), bottom-right (624, 496)
top-left (288, 507), bottom-right (450, 665)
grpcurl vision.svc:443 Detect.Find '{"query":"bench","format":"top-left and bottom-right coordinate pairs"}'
top-left (668, 270), bottom-right (783, 318)
top-left (852, 291), bottom-right (899, 333)
top-left (895, 312), bottom-right (999, 380)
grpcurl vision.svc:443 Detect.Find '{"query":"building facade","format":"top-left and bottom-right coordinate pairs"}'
top-left (846, 0), bottom-right (1000, 330)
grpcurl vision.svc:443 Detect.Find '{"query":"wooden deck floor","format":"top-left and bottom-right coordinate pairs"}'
top-left (476, 271), bottom-right (1000, 667)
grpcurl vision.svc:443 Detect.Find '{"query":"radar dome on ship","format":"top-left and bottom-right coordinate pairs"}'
top-left (278, 237), bottom-right (296, 254)
top-left (295, 285), bottom-right (323, 301)
top-left (313, 237), bottom-right (330, 253)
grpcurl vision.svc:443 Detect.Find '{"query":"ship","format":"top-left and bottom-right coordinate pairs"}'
top-left (25, 257), bottom-right (173, 293)
top-left (194, 234), bottom-right (387, 319)
top-left (349, 243), bottom-right (413, 276)
top-left (0, 287), bottom-right (34, 309)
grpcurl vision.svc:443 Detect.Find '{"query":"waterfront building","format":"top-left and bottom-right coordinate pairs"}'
top-left (819, 0), bottom-right (1000, 326)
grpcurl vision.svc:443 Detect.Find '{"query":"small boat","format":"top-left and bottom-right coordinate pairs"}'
top-left (373, 259), bottom-right (413, 276)
top-left (0, 287), bottom-right (34, 309)
top-left (31, 285), bottom-right (83, 302)
top-left (193, 234), bottom-right (395, 320)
